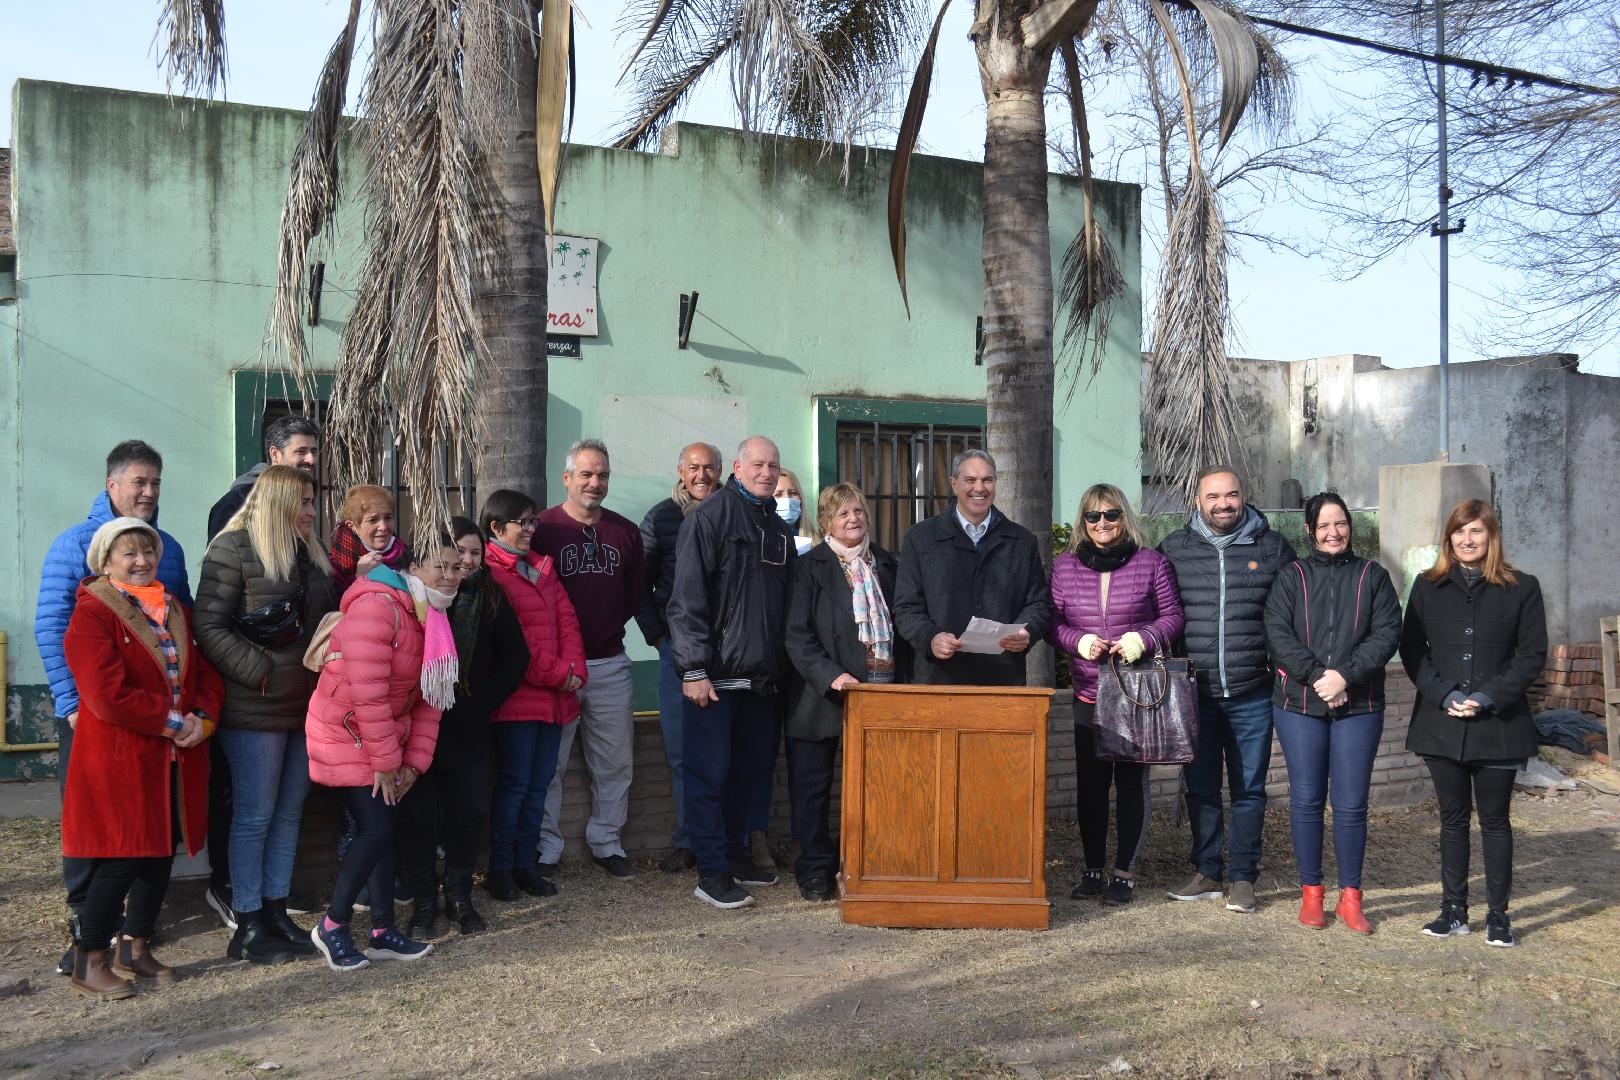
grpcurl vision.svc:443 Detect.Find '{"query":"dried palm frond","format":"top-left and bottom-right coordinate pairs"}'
top-left (1055, 37), bottom-right (1125, 401)
top-left (612, 0), bottom-right (739, 150)
top-left (1163, 0), bottom-right (1292, 148)
top-left (328, 0), bottom-right (503, 547)
top-left (536, 0), bottom-right (574, 236)
top-left (155, 0), bottom-right (228, 99)
top-left (887, 0), bottom-right (954, 316)
top-left (268, 0), bottom-right (363, 406)
top-left (1142, 164), bottom-right (1245, 507)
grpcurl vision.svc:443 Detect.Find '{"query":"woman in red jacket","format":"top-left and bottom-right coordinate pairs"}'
top-left (479, 489), bottom-right (586, 902)
top-left (62, 518), bottom-right (224, 999)
top-left (305, 534), bottom-right (456, 972)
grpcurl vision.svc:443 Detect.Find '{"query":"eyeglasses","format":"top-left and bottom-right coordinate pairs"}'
top-left (1083, 509), bottom-right (1123, 524)
top-left (581, 524), bottom-right (599, 564)
top-left (507, 517), bottom-right (538, 530)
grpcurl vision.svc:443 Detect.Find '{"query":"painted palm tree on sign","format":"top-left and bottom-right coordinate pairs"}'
top-left (156, 0), bottom-right (577, 534)
top-left (618, 0), bottom-right (1285, 550)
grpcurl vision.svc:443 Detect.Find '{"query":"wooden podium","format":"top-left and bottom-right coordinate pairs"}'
top-left (838, 684), bottom-right (1052, 930)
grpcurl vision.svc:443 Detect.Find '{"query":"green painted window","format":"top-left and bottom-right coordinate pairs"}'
top-left (814, 397), bottom-right (985, 551)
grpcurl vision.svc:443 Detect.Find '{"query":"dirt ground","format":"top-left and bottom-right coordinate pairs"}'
top-left (3, 760), bottom-right (1619, 1080)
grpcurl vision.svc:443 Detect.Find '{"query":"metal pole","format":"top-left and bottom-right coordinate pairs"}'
top-left (1435, 0), bottom-right (1451, 461)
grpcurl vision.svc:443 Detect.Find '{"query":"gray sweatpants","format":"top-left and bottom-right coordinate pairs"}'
top-left (538, 652), bottom-right (635, 861)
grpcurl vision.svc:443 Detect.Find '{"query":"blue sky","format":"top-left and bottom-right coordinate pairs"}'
top-left (5, 0), bottom-right (1612, 379)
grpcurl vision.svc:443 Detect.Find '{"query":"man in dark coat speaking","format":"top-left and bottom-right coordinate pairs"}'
top-left (892, 449), bottom-right (1052, 687)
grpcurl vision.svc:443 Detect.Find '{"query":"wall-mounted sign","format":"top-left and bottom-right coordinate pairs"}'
top-left (547, 234), bottom-right (599, 337)
top-left (547, 335), bottom-right (581, 359)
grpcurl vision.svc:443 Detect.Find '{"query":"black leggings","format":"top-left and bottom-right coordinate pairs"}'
top-left (67, 856), bottom-right (174, 947)
top-left (1425, 756), bottom-right (1516, 913)
top-left (1074, 700), bottom-right (1151, 875)
top-left (397, 756), bottom-right (491, 896)
top-left (328, 786), bottom-right (399, 927)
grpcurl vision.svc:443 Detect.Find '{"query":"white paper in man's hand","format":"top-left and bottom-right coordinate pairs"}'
top-left (957, 616), bottom-right (1027, 655)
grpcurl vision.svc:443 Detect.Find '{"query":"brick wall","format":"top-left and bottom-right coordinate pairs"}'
top-left (291, 664), bottom-right (1433, 881)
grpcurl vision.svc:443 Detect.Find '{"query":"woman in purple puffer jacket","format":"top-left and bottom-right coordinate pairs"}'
top-left (1049, 484), bottom-right (1185, 907)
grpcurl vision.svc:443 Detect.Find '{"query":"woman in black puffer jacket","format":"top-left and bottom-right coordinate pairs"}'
top-left (195, 466), bottom-right (337, 965)
top-left (1399, 498), bottom-right (1547, 950)
top-left (1264, 492), bottom-right (1401, 934)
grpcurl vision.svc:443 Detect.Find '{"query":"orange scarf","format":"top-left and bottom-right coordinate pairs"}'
top-left (112, 579), bottom-right (169, 627)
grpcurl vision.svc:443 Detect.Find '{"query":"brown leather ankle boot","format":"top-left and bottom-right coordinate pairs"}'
top-left (113, 934), bottom-right (178, 983)
top-left (72, 945), bottom-right (136, 1001)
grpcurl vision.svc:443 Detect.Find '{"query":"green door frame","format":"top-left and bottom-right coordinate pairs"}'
top-left (812, 396), bottom-right (987, 496)
top-left (232, 370), bottom-right (335, 475)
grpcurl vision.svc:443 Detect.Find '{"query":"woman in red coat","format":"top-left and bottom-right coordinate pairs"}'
top-left (479, 489), bottom-right (586, 902)
top-left (62, 518), bottom-right (224, 1000)
top-left (304, 535), bottom-right (456, 972)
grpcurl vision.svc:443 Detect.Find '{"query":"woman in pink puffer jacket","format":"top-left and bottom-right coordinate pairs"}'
top-left (305, 537), bottom-right (461, 972)
top-left (1048, 484), bottom-right (1184, 908)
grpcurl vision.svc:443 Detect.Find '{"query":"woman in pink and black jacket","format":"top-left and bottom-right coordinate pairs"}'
top-left (1263, 491), bottom-right (1401, 934)
top-left (1048, 484), bottom-right (1184, 907)
top-left (479, 489), bottom-right (586, 903)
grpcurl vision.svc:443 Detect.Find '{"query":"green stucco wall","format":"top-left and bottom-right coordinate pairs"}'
top-left (1, 79), bottom-right (1142, 779)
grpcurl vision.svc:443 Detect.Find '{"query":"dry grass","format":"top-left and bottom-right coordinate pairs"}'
top-left (2, 783), bottom-right (1619, 1079)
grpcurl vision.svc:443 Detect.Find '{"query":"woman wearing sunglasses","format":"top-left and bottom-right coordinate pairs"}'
top-left (1263, 491), bottom-right (1401, 934)
top-left (1048, 484), bottom-right (1184, 906)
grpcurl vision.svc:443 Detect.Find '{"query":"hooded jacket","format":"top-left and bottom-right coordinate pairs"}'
top-left (305, 568), bottom-right (441, 786)
top-left (34, 491), bottom-right (193, 720)
top-left (1158, 505), bottom-right (1297, 699)
top-left (1264, 548), bottom-right (1402, 716)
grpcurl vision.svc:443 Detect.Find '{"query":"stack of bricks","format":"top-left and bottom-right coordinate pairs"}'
top-left (1533, 643), bottom-right (1605, 717)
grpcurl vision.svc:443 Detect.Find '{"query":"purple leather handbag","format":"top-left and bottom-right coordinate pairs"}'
top-left (1095, 651), bottom-right (1199, 764)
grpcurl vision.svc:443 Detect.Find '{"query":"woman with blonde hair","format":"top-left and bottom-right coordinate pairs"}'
top-left (784, 483), bottom-right (907, 900)
top-left (1400, 498), bottom-right (1546, 948)
top-left (774, 468), bottom-right (818, 555)
top-left (1047, 483), bottom-right (1183, 906)
top-left (195, 465), bottom-right (338, 965)
top-left (330, 484), bottom-right (410, 597)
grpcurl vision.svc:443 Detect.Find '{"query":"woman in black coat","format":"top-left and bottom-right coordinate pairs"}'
top-left (398, 517), bottom-right (531, 937)
top-left (1399, 498), bottom-right (1547, 949)
top-left (784, 483), bottom-right (907, 902)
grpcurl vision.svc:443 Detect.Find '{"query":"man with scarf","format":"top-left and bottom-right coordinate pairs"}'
top-left (636, 442), bottom-right (722, 873)
top-left (1159, 466), bottom-right (1297, 915)
top-left (666, 436), bottom-right (797, 910)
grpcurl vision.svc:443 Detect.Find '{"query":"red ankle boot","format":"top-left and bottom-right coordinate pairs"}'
top-left (1336, 887), bottom-right (1372, 934)
top-left (1298, 885), bottom-right (1327, 929)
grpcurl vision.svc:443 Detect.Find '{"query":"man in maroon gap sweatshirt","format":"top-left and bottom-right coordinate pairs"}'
top-left (532, 439), bottom-right (647, 879)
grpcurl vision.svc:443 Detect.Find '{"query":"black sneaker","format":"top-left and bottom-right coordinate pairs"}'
top-left (695, 875), bottom-right (756, 910)
top-left (730, 860), bottom-right (779, 887)
top-left (593, 854), bottom-right (637, 880)
top-left (1485, 910), bottom-right (1517, 948)
top-left (513, 868), bottom-right (559, 897)
top-left (1102, 876), bottom-right (1136, 906)
top-left (1421, 902), bottom-right (1471, 938)
top-left (57, 945), bottom-right (73, 976)
top-left (311, 920), bottom-right (369, 973)
top-left (352, 883), bottom-right (371, 913)
top-left (798, 875), bottom-right (834, 902)
top-left (206, 883), bottom-right (239, 931)
top-left (284, 891), bottom-right (317, 916)
top-left (364, 925), bottom-right (433, 962)
top-left (1071, 870), bottom-right (1105, 900)
top-left (658, 847), bottom-right (697, 874)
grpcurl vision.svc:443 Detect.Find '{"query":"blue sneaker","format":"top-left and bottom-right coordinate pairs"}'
top-left (364, 925), bottom-right (434, 962)
top-left (311, 921), bottom-right (370, 973)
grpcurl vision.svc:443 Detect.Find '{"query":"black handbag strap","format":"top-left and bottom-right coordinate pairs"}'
top-left (1109, 652), bottom-right (1170, 709)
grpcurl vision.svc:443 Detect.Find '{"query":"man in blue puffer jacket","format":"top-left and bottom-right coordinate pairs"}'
top-left (33, 439), bottom-right (191, 973)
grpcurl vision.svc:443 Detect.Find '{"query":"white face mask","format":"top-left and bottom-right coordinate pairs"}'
top-left (775, 495), bottom-right (802, 526)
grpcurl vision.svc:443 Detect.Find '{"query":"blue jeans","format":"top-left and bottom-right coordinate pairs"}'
top-left (1183, 691), bottom-right (1273, 882)
top-left (746, 703), bottom-right (783, 835)
top-left (682, 688), bottom-right (774, 879)
top-left (490, 721), bottom-right (562, 872)
top-left (218, 727), bottom-right (312, 913)
top-left (1273, 707), bottom-right (1384, 889)
top-left (656, 641), bottom-right (689, 848)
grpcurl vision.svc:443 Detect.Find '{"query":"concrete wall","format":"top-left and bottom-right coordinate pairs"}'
top-left (1, 80), bottom-right (1143, 779)
top-left (1209, 352), bottom-right (1620, 642)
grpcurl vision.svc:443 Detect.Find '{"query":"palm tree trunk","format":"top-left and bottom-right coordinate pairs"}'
top-left (977, 26), bottom-right (1057, 687)
top-left (474, 42), bottom-right (549, 505)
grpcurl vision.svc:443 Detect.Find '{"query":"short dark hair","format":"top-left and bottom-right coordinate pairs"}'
top-left (1195, 464), bottom-right (1243, 494)
top-left (450, 516), bottom-right (481, 545)
top-left (477, 489), bottom-right (538, 539)
top-left (106, 440), bottom-right (162, 477)
top-left (264, 414), bottom-right (321, 460)
top-left (1304, 490), bottom-right (1350, 534)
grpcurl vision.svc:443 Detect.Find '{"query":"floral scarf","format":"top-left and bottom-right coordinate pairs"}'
top-left (822, 534), bottom-right (893, 664)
